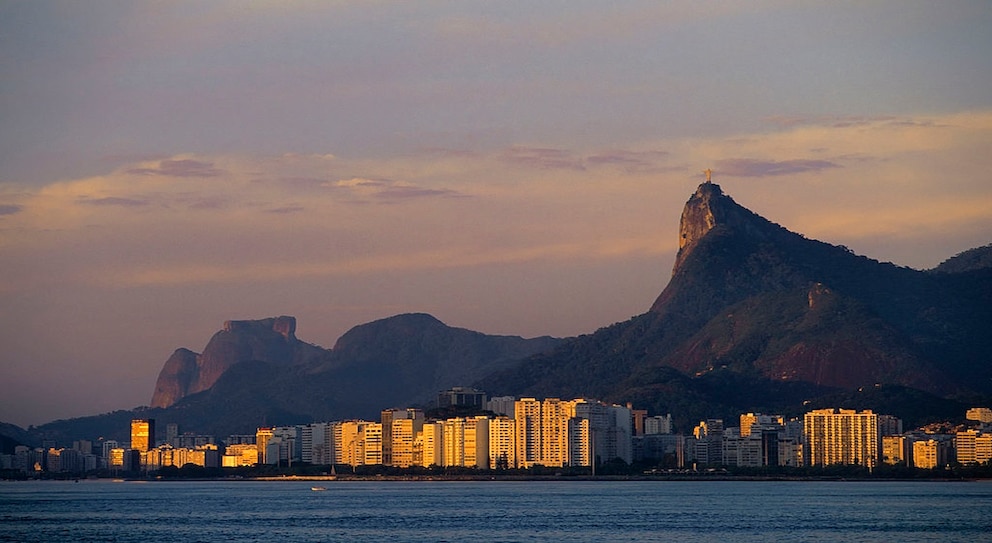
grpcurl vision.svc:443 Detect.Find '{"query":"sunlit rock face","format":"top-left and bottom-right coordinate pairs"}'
top-left (150, 316), bottom-right (304, 408)
top-left (672, 182), bottom-right (776, 276)
top-left (150, 348), bottom-right (198, 409)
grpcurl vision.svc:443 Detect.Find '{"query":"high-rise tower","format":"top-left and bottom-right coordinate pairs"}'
top-left (130, 419), bottom-right (155, 452)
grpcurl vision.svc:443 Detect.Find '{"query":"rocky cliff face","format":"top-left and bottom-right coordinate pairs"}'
top-left (150, 316), bottom-right (316, 408)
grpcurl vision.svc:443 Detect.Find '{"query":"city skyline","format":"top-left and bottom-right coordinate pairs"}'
top-left (2, 2), bottom-right (992, 427)
top-left (8, 394), bottom-right (991, 476)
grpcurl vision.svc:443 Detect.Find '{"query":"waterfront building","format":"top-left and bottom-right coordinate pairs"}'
top-left (488, 416), bottom-right (516, 469)
top-left (417, 421), bottom-right (444, 467)
top-left (882, 435), bottom-right (911, 466)
top-left (299, 422), bottom-right (335, 465)
top-left (777, 437), bottom-right (802, 467)
top-left (332, 420), bottom-right (382, 466)
top-left (390, 416), bottom-right (423, 468)
top-left (463, 416), bottom-right (490, 469)
top-left (571, 400), bottom-right (632, 465)
top-left (442, 418), bottom-right (466, 467)
top-left (108, 448), bottom-right (126, 470)
top-left (222, 444), bottom-right (259, 467)
top-left (567, 417), bottom-right (591, 467)
top-left (272, 426), bottom-right (302, 465)
top-left (539, 398), bottom-right (572, 467)
top-left (975, 434), bottom-right (992, 464)
top-left (514, 397), bottom-right (588, 468)
top-left (913, 439), bottom-right (949, 469)
top-left (361, 422), bottom-right (383, 465)
top-left (255, 428), bottom-right (274, 464)
top-left (101, 440), bottom-right (119, 468)
top-left (804, 409), bottom-right (879, 469)
top-left (514, 398), bottom-right (543, 468)
top-left (382, 409), bottom-right (423, 467)
top-left (693, 419), bottom-right (724, 466)
top-left (952, 431), bottom-right (992, 466)
top-left (130, 419), bottom-right (155, 452)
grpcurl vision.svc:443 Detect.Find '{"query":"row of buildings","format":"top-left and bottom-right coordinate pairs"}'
top-left (5, 395), bottom-right (991, 475)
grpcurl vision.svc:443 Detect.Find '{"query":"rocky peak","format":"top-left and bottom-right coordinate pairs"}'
top-left (223, 316), bottom-right (297, 341)
top-left (671, 182), bottom-right (777, 275)
top-left (150, 316), bottom-right (309, 409)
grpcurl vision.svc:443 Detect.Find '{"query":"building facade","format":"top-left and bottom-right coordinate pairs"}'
top-left (804, 409), bottom-right (879, 469)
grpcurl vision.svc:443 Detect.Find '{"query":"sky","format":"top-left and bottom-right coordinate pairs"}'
top-left (2, 1), bottom-right (991, 428)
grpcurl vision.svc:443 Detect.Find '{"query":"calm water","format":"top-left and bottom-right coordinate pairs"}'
top-left (2, 479), bottom-right (990, 542)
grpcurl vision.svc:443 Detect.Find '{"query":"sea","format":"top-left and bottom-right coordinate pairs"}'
top-left (2, 479), bottom-right (990, 542)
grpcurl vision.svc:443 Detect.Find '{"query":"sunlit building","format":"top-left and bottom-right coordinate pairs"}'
top-left (913, 439), bottom-right (948, 469)
top-left (332, 420), bottom-right (383, 466)
top-left (514, 398), bottom-right (543, 468)
top-left (383, 409), bottom-right (423, 468)
top-left (541, 399), bottom-right (572, 466)
top-left (442, 418), bottom-right (466, 467)
top-left (488, 416), bottom-right (516, 469)
top-left (965, 407), bottom-right (992, 424)
top-left (130, 419), bottom-right (155, 452)
top-left (255, 428), bottom-right (274, 465)
top-left (222, 443), bottom-right (259, 467)
top-left (804, 409), bottom-right (879, 469)
top-left (361, 422), bottom-right (383, 465)
top-left (953, 430), bottom-right (991, 465)
top-left (882, 435), bottom-right (911, 466)
top-left (417, 421), bottom-right (444, 468)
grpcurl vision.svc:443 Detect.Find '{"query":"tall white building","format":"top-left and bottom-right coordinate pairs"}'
top-left (488, 416), bottom-right (516, 469)
top-left (804, 409), bottom-right (879, 469)
top-left (418, 422), bottom-right (444, 468)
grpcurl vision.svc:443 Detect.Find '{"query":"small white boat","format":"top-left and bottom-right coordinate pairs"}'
top-left (311, 486), bottom-right (328, 491)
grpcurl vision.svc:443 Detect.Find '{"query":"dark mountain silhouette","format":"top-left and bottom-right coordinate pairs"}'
top-left (24, 314), bottom-right (561, 445)
top-left (478, 182), bottom-right (992, 429)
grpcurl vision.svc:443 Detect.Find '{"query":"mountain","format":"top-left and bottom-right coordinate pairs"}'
top-left (10, 182), bottom-right (991, 445)
top-left (151, 316), bottom-right (323, 408)
top-left (23, 314), bottom-right (562, 445)
top-left (478, 182), bottom-right (992, 428)
top-left (931, 244), bottom-right (992, 274)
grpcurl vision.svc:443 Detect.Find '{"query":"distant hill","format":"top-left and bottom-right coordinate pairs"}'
top-left (23, 314), bottom-right (561, 445)
top-left (931, 244), bottom-right (992, 274)
top-left (478, 182), bottom-right (992, 429)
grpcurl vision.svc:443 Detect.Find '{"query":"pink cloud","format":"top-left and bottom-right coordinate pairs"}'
top-left (127, 159), bottom-right (224, 178)
top-left (716, 158), bottom-right (840, 177)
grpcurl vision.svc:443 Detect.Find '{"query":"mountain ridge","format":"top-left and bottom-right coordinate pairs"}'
top-left (478, 182), bottom-right (992, 428)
